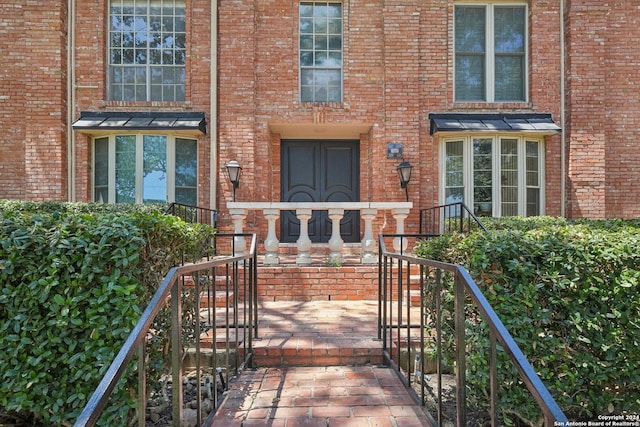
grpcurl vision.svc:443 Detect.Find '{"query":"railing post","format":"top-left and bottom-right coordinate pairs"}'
top-left (454, 271), bottom-right (467, 427)
top-left (361, 208), bottom-right (377, 264)
top-left (328, 208), bottom-right (345, 264)
top-left (262, 208), bottom-right (280, 265)
top-left (392, 207), bottom-right (410, 253)
top-left (229, 208), bottom-right (247, 255)
top-left (295, 209), bottom-right (313, 265)
top-left (171, 279), bottom-right (183, 427)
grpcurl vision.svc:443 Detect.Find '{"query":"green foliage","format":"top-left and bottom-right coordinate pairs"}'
top-left (0, 201), bottom-right (216, 426)
top-left (416, 217), bottom-right (640, 423)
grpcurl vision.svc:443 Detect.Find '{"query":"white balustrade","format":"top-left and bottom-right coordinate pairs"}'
top-left (226, 202), bottom-right (413, 265)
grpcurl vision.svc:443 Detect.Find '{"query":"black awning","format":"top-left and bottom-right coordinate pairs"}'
top-left (73, 111), bottom-right (207, 134)
top-left (429, 113), bottom-right (561, 135)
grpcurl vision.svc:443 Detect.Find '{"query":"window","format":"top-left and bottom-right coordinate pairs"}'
top-left (299, 2), bottom-right (343, 102)
top-left (94, 135), bottom-right (197, 204)
top-left (455, 3), bottom-right (527, 102)
top-left (109, 0), bottom-right (186, 102)
top-left (441, 135), bottom-right (543, 216)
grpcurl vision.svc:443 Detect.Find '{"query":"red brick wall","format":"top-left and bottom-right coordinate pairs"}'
top-left (0, 2), bottom-right (68, 201)
top-left (2, 0), bottom-right (637, 221)
top-left (72, 0), bottom-right (212, 207)
top-left (216, 0), bottom-right (565, 240)
top-left (565, 1), bottom-right (640, 219)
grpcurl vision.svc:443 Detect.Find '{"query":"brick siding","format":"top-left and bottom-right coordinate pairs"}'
top-left (0, 1), bottom-right (638, 220)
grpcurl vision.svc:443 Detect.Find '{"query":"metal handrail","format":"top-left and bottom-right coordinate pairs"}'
top-left (378, 234), bottom-right (567, 426)
top-left (164, 202), bottom-right (218, 227)
top-left (419, 202), bottom-right (488, 236)
top-left (74, 233), bottom-right (257, 427)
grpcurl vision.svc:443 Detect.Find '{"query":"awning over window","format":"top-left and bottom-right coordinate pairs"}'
top-left (429, 113), bottom-right (561, 135)
top-left (72, 111), bottom-right (207, 134)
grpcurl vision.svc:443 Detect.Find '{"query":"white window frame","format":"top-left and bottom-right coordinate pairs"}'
top-left (439, 134), bottom-right (545, 217)
top-left (93, 133), bottom-right (197, 204)
top-left (454, 1), bottom-right (529, 102)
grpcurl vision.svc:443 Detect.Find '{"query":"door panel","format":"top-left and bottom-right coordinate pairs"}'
top-left (281, 140), bottom-right (360, 243)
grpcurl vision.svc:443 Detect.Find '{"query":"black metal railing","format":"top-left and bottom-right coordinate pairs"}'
top-left (419, 202), bottom-right (488, 236)
top-left (74, 233), bottom-right (257, 427)
top-left (378, 234), bottom-right (567, 426)
top-left (164, 202), bottom-right (219, 258)
top-left (164, 202), bottom-right (218, 227)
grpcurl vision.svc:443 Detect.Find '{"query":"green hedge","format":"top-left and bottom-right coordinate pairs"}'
top-left (416, 217), bottom-right (640, 423)
top-left (0, 201), bottom-right (216, 426)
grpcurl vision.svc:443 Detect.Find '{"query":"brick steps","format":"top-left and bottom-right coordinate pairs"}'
top-left (193, 263), bottom-right (424, 371)
top-left (193, 300), bottom-right (423, 371)
top-left (251, 336), bottom-right (383, 367)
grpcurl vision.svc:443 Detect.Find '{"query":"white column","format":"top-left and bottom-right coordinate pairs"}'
top-left (392, 207), bottom-right (410, 253)
top-left (327, 208), bottom-right (344, 264)
top-left (228, 208), bottom-right (247, 255)
top-left (295, 209), bottom-right (313, 265)
top-left (262, 208), bottom-right (280, 265)
top-left (360, 208), bottom-right (378, 264)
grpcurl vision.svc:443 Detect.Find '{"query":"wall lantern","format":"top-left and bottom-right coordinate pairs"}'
top-left (396, 160), bottom-right (412, 201)
top-left (226, 160), bottom-right (242, 201)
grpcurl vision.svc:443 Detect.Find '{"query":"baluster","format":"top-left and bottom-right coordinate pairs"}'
top-left (361, 208), bottom-right (378, 264)
top-left (229, 208), bottom-right (247, 255)
top-left (262, 208), bottom-right (280, 265)
top-left (295, 209), bottom-right (312, 265)
top-left (328, 208), bottom-right (345, 264)
top-left (392, 207), bottom-right (410, 253)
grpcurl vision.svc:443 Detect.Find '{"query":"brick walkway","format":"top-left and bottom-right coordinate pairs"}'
top-left (210, 365), bottom-right (430, 426)
top-left (208, 301), bottom-right (431, 426)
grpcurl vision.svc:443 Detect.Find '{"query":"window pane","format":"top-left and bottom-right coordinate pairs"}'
top-left (495, 55), bottom-right (524, 101)
top-left (176, 138), bottom-right (197, 187)
top-left (500, 139), bottom-right (518, 216)
top-left (455, 6), bottom-right (485, 53)
top-left (94, 137), bottom-right (109, 203)
top-left (445, 141), bottom-right (464, 204)
top-left (527, 188), bottom-right (540, 217)
top-left (473, 138), bottom-right (492, 216)
top-left (143, 135), bottom-right (167, 203)
top-left (494, 7), bottom-right (525, 53)
top-left (526, 141), bottom-right (540, 216)
top-left (455, 55), bottom-right (485, 101)
top-left (115, 135), bottom-right (137, 203)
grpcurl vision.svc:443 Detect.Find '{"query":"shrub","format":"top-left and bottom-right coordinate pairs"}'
top-left (0, 201), bottom-right (216, 426)
top-left (415, 217), bottom-right (640, 424)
